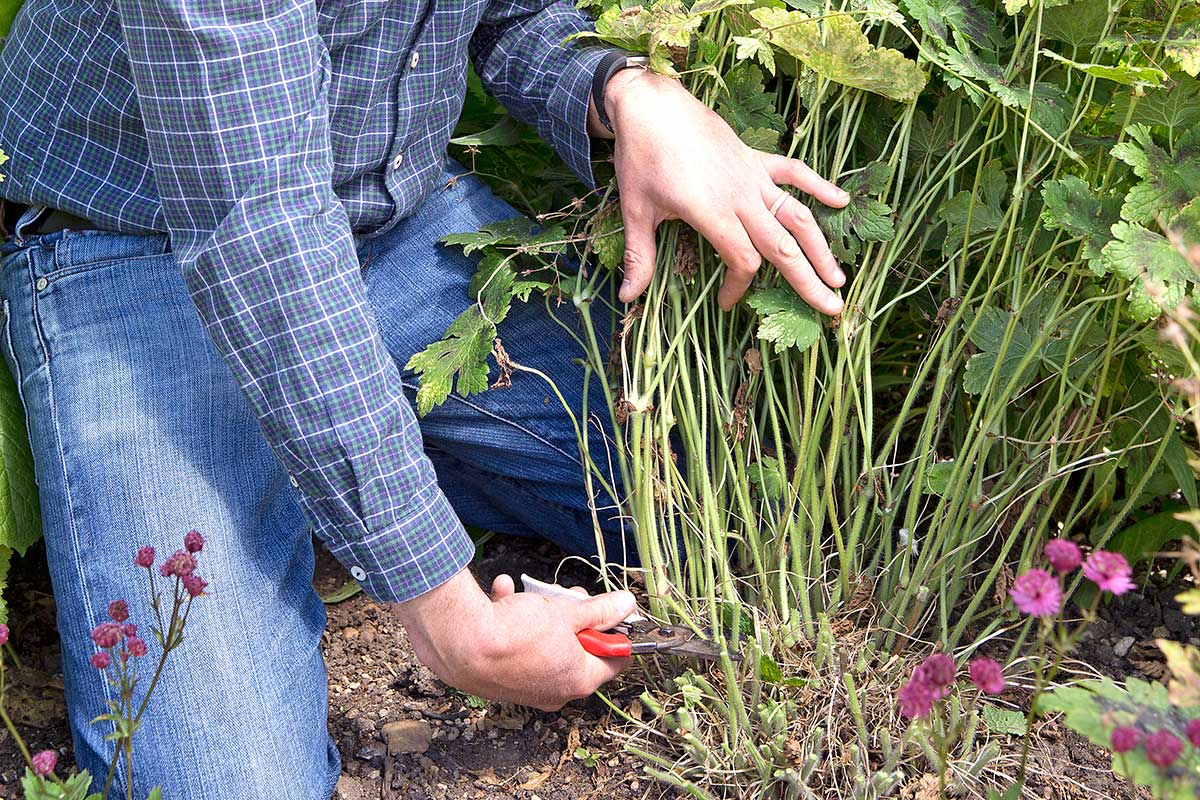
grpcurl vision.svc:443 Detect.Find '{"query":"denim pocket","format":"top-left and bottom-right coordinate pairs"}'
top-left (39, 230), bottom-right (172, 285)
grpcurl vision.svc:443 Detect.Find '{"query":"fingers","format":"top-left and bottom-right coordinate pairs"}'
top-left (759, 152), bottom-right (849, 209)
top-left (688, 215), bottom-right (763, 311)
top-left (762, 186), bottom-right (845, 288)
top-left (619, 205), bottom-right (659, 303)
top-left (571, 589), bottom-right (637, 632)
top-left (490, 574), bottom-right (515, 600)
top-left (740, 205), bottom-right (844, 316)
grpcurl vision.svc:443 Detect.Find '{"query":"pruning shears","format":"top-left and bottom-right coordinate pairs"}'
top-left (520, 574), bottom-right (740, 662)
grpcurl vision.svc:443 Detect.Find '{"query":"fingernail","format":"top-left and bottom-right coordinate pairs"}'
top-left (835, 267), bottom-right (846, 284)
top-left (614, 590), bottom-right (636, 615)
top-left (837, 188), bottom-right (850, 200)
top-left (619, 279), bottom-right (632, 301)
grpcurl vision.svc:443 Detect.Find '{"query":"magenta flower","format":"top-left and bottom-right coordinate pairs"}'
top-left (1082, 550), bottom-right (1135, 595)
top-left (181, 573), bottom-right (208, 598)
top-left (915, 653), bottom-right (956, 698)
top-left (159, 549), bottom-right (197, 578)
top-left (1044, 539), bottom-right (1082, 573)
top-left (126, 636), bottom-right (148, 658)
top-left (121, 623), bottom-right (137, 638)
top-left (31, 749), bottom-right (57, 777)
top-left (968, 658), bottom-right (1005, 694)
top-left (184, 530), bottom-right (205, 553)
top-left (91, 651), bottom-right (111, 670)
top-left (90, 622), bottom-right (122, 649)
top-left (0, 623), bottom-right (8, 646)
top-left (1009, 568), bottom-right (1062, 617)
top-left (1184, 718), bottom-right (1200, 748)
top-left (107, 599), bottom-right (129, 623)
top-left (134, 546), bottom-right (155, 569)
top-left (898, 676), bottom-right (935, 719)
top-left (1145, 730), bottom-right (1183, 767)
top-left (1111, 726), bottom-right (1141, 753)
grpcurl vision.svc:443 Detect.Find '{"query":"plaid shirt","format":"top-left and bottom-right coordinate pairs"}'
top-left (0, 0), bottom-right (613, 603)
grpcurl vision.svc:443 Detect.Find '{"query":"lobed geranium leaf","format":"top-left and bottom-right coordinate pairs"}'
top-left (732, 33), bottom-right (776, 76)
top-left (1100, 221), bottom-right (1193, 321)
top-left (813, 161), bottom-right (895, 262)
top-left (1160, 640), bottom-right (1200, 708)
top-left (441, 217), bottom-right (540, 256)
top-left (1098, 16), bottom-right (1200, 77)
top-left (1041, 0), bottom-right (1110, 49)
top-left (716, 63), bottom-right (786, 139)
top-left (581, 4), bottom-right (652, 51)
top-left (1040, 174), bottom-right (1122, 264)
top-left (405, 309), bottom-right (496, 416)
top-left (901, 0), bottom-right (1003, 52)
top-left (1111, 77), bottom-right (1200, 131)
top-left (0, 352), bottom-right (41, 556)
top-left (748, 454), bottom-right (785, 500)
top-left (746, 288), bottom-right (823, 352)
top-left (1040, 50), bottom-right (1167, 89)
top-left (924, 460), bottom-right (956, 497)
top-left (589, 201), bottom-right (626, 271)
top-left (938, 159), bottom-right (1007, 255)
top-left (751, 8), bottom-right (927, 101)
top-left (1111, 125), bottom-right (1200, 225)
top-left (962, 307), bottom-right (1036, 395)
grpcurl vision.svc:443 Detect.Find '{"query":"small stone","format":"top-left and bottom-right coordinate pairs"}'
top-left (382, 719), bottom-right (432, 754)
top-left (360, 625), bottom-right (377, 644)
top-left (354, 741), bottom-right (386, 762)
top-left (353, 716), bottom-right (376, 735)
top-left (417, 755), bottom-right (437, 774)
top-left (342, 626), bottom-right (359, 639)
top-left (1114, 636), bottom-right (1136, 657)
top-left (630, 780), bottom-right (639, 791)
top-left (1152, 626), bottom-right (1170, 639)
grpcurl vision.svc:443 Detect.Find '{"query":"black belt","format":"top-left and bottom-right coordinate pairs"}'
top-left (1, 200), bottom-right (98, 237)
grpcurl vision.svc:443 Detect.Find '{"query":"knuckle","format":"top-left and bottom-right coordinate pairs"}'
top-left (792, 202), bottom-right (815, 224)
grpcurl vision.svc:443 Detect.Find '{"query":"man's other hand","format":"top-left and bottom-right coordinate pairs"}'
top-left (393, 569), bottom-right (634, 711)
top-left (604, 68), bottom-right (850, 315)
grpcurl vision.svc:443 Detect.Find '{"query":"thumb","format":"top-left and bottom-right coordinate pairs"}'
top-left (571, 590), bottom-right (637, 632)
top-left (619, 209), bottom-right (658, 304)
top-left (490, 573), bottom-right (515, 600)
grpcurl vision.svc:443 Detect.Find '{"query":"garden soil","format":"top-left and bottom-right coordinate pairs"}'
top-left (0, 538), bottom-right (1175, 799)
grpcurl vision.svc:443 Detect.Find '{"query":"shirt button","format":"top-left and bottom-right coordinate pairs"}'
top-left (410, 51), bottom-right (420, 69)
top-left (289, 475), bottom-right (299, 488)
top-left (391, 153), bottom-right (404, 171)
top-left (350, 566), bottom-right (367, 581)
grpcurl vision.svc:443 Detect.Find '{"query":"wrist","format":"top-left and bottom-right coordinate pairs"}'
top-left (603, 68), bottom-right (678, 134)
top-left (392, 567), bottom-right (492, 673)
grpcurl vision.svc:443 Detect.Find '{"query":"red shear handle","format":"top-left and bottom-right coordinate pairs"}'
top-left (577, 629), bottom-right (632, 658)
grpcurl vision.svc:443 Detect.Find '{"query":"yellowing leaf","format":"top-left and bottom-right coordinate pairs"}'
top-left (751, 8), bottom-right (927, 101)
top-left (1158, 639), bottom-right (1200, 707)
top-left (1176, 587), bottom-right (1200, 615)
top-left (1040, 50), bottom-right (1167, 89)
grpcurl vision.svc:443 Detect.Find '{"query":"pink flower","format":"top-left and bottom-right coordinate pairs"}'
top-left (1082, 550), bottom-right (1135, 595)
top-left (1009, 568), bottom-right (1062, 617)
top-left (915, 653), bottom-right (956, 697)
top-left (1186, 718), bottom-right (1200, 749)
top-left (121, 623), bottom-right (137, 638)
top-left (31, 749), bottom-right (57, 777)
top-left (107, 599), bottom-right (129, 623)
top-left (1044, 539), bottom-right (1082, 573)
top-left (184, 530), bottom-right (205, 553)
top-left (1144, 730), bottom-right (1183, 767)
top-left (0, 624), bottom-right (8, 646)
top-left (1110, 726), bottom-right (1141, 753)
top-left (90, 622), bottom-right (122, 649)
top-left (126, 637), bottom-right (148, 658)
top-left (181, 573), bottom-right (208, 598)
top-left (134, 546), bottom-right (155, 568)
top-left (91, 651), bottom-right (111, 670)
top-left (159, 549), bottom-right (196, 578)
top-left (898, 676), bottom-right (936, 719)
top-left (968, 658), bottom-right (1005, 694)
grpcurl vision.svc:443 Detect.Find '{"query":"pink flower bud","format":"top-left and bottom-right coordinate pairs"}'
top-left (915, 653), bottom-right (956, 694)
top-left (968, 658), bottom-right (1005, 695)
top-left (31, 749), bottom-right (56, 777)
top-left (159, 549), bottom-right (196, 578)
top-left (184, 530), bottom-right (205, 553)
top-left (121, 623), bottom-right (137, 638)
top-left (134, 546), bottom-right (155, 569)
top-left (107, 599), bottom-right (129, 623)
top-left (1044, 539), bottom-right (1082, 573)
top-left (898, 676), bottom-right (935, 719)
top-left (1185, 718), bottom-right (1200, 749)
top-left (0, 624), bottom-right (8, 646)
top-left (181, 573), bottom-right (208, 598)
top-left (90, 622), bottom-right (122, 649)
top-left (1144, 730), bottom-right (1183, 768)
top-left (126, 637), bottom-right (148, 658)
top-left (1082, 550), bottom-right (1135, 596)
top-left (91, 651), bottom-right (111, 670)
top-left (1009, 569), bottom-right (1062, 617)
top-left (1110, 726), bottom-right (1140, 753)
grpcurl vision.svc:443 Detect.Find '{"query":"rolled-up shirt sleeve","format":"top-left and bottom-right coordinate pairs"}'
top-left (118, 0), bottom-right (473, 602)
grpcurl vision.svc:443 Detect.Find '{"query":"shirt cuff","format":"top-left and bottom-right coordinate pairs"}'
top-left (546, 44), bottom-right (624, 188)
top-left (321, 486), bottom-right (476, 604)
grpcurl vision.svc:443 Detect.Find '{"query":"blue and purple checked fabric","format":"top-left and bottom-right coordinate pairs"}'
top-left (0, 0), bottom-right (617, 603)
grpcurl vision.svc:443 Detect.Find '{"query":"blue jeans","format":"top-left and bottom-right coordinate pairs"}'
top-left (0, 163), bottom-right (627, 799)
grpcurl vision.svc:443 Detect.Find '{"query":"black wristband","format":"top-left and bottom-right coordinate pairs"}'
top-left (592, 53), bottom-right (649, 134)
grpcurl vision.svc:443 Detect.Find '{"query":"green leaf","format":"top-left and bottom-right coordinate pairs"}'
top-left (1107, 509), bottom-right (1197, 566)
top-left (748, 455), bottom-right (785, 500)
top-left (441, 217), bottom-right (539, 256)
top-left (448, 116), bottom-right (523, 147)
top-left (1040, 175), bottom-right (1122, 264)
top-left (1100, 221), bottom-right (1193, 321)
top-left (758, 653), bottom-right (784, 683)
top-left (716, 63), bottom-right (786, 139)
top-left (1040, 50), bottom-right (1167, 89)
top-left (0, 353), bottom-right (41, 556)
top-left (1003, 0), bottom-right (1069, 17)
top-left (813, 161), bottom-right (895, 262)
top-left (746, 288), bottom-right (823, 352)
top-left (1098, 17), bottom-right (1200, 78)
top-left (980, 703), bottom-right (1028, 735)
top-left (901, 0), bottom-right (1004, 52)
top-left (751, 8), bottom-right (928, 101)
top-left (147, 788), bottom-right (163, 800)
top-left (405, 309), bottom-right (496, 415)
top-left (320, 578), bottom-right (362, 604)
top-left (1111, 76), bottom-right (1200, 131)
top-left (732, 33), bottom-right (776, 76)
top-left (1111, 125), bottom-right (1200, 225)
top-left (1041, 0), bottom-right (1111, 50)
top-left (589, 202), bottom-right (625, 271)
top-left (924, 460), bottom-right (956, 497)
top-left (938, 159), bottom-right (1007, 255)
top-left (0, 0), bottom-right (21, 39)
top-left (962, 306), bottom-right (1035, 395)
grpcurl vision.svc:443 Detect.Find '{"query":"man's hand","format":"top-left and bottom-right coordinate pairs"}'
top-left (600, 68), bottom-right (850, 314)
top-left (392, 568), bottom-right (635, 711)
